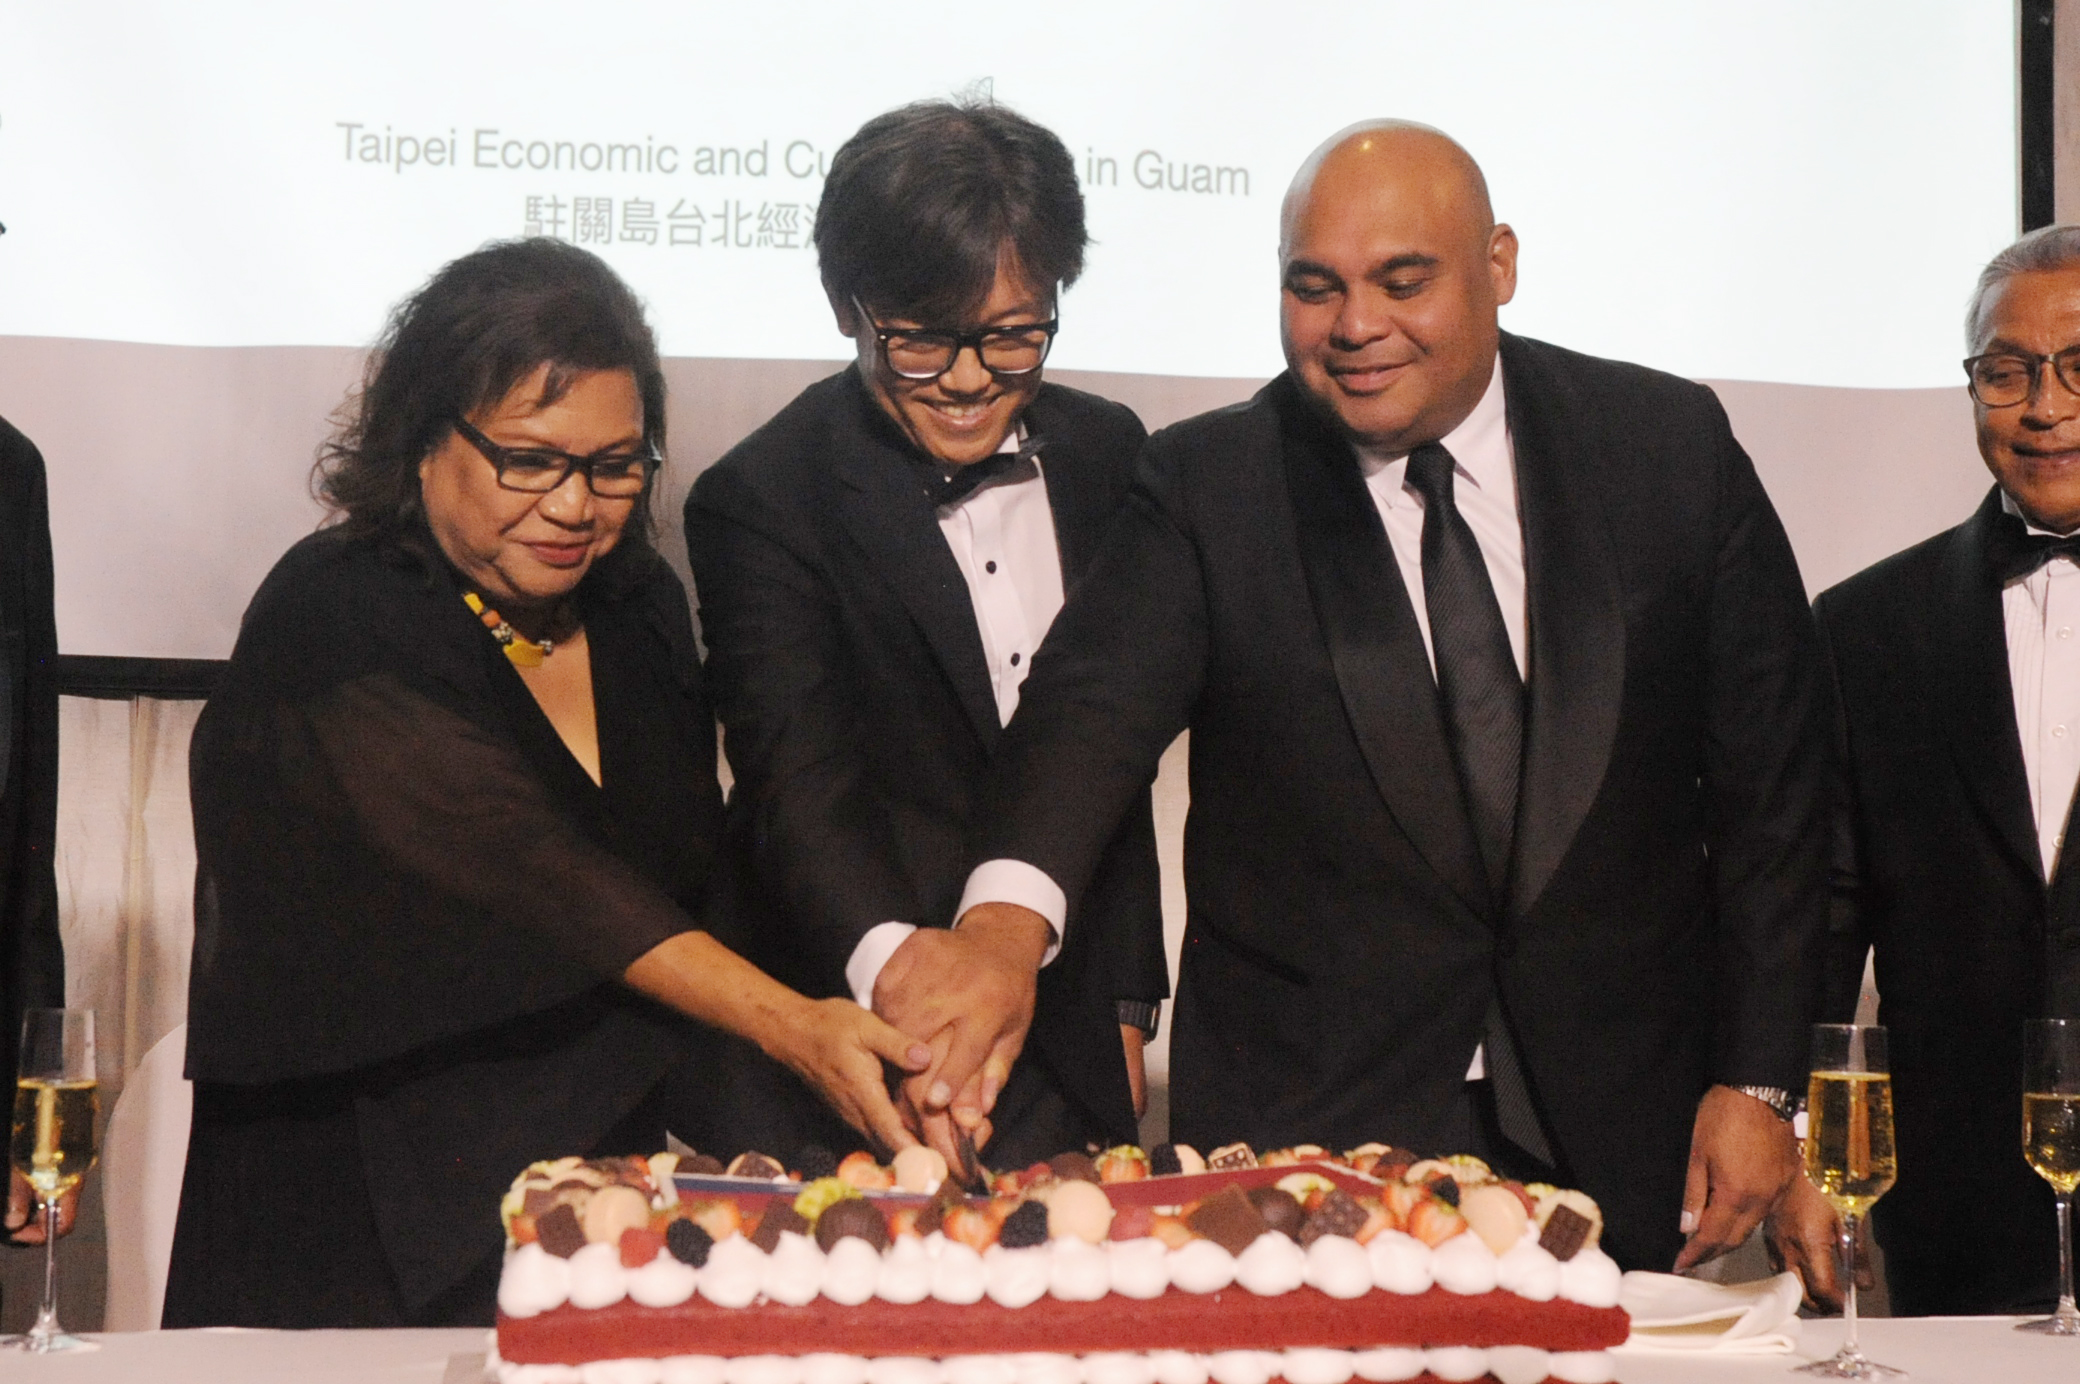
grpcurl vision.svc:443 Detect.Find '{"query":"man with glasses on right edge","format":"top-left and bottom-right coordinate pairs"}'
top-left (1805, 224), bottom-right (2080, 1314)
top-left (680, 98), bottom-right (1166, 1170)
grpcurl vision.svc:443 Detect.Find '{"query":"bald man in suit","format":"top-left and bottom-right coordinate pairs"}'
top-left (918, 123), bottom-right (1832, 1274)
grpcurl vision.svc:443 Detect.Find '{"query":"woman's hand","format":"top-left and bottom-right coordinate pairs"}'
top-left (766, 997), bottom-right (933, 1155)
top-left (5, 1170), bottom-right (78, 1244)
top-left (623, 930), bottom-right (932, 1156)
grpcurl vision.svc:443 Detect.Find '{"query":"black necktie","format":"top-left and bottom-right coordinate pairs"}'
top-left (924, 434), bottom-right (1046, 509)
top-left (1404, 442), bottom-right (1553, 1167)
top-left (1404, 443), bottom-right (1523, 896)
top-left (1987, 511), bottom-right (2080, 584)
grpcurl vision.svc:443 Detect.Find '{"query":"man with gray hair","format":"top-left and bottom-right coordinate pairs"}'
top-left (937, 120), bottom-right (1833, 1275)
top-left (1812, 223), bottom-right (2080, 1314)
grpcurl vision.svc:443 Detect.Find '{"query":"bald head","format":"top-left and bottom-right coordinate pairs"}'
top-left (1280, 121), bottom-right (1494, 261)
top-left (1276, 120), bottom-right (1516, 451)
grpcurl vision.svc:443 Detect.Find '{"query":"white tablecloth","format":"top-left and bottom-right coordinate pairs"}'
top-left (1, 1320), bottom-right (2073, 1384)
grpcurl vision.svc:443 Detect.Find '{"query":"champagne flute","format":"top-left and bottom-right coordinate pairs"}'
top-left (1795, 1024), bottom-right (1903, 1379)
top-left (5, 1009), bottom-right (99, 1354)
top-left (2019, 1017), bottom-right (2080, 1335)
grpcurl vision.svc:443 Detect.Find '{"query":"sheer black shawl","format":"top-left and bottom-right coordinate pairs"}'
top-left (183, 526), bottom-right (724, 1309)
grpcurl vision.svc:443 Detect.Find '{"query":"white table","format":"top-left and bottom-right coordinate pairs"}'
top-left (0, 1320), bottom-right (2073, 1384)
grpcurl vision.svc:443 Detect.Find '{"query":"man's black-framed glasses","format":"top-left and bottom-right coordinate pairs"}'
top-left (1963, 347), bottom-right (2080, 408)
top-left (853, 295), bottom-right (1059, 381)
top-left (452, 415), bottom-right (660, 497)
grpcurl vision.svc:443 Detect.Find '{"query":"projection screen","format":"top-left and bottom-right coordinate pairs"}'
top-left (0, 1), bottom-right (2023, 659)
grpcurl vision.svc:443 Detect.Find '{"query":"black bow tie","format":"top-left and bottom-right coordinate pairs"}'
top-left (1987, 511), bottom-right (2080, 584)
top-left (922, 434), bottom-right (1046, 509)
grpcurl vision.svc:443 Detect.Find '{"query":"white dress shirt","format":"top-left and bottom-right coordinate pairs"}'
top-left (956, 361), bottom-right (1526, 1084)
top-left (1354, 357), bottom-right (1526, 680)
top-left (2001, 491), bottom-right (2080, 880)
top-left (845, 431), bottom-right (1069, 1009)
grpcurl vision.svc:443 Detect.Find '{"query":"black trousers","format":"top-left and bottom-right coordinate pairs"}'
top-left (163, 1076), bottom-right (664, 1330)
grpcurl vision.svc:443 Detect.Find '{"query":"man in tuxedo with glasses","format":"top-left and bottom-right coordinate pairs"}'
top-left (682, 98), bottom-right (1166, 1169)
top-left (1808, 224), bottom-right (2080, 1314)
top-left (936, 121), bottom-right (1833, 1274)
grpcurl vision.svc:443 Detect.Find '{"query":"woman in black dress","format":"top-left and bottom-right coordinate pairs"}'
top-left (162, 240), bottom-right (929, 1329)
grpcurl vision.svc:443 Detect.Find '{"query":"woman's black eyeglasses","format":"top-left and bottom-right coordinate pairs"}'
top-left (451, 416), bottom-right (659, 497)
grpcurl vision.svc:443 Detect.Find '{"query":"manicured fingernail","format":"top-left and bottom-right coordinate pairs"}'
top-left (1679, 1210), bottom-right (1698, 1234)
top-left (928, 1082), bottom-right (952, 1108)
top-left (907, 1044), bottom-right (933, 1068)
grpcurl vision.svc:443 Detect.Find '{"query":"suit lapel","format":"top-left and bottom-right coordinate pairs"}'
top-left (1028, 394), bottom-right (1104, 585)
top-left (827, 376), bottom-right (1002, 747)
top-left (1277, 379), bottom-right (1492, 918)
top-left (1499, 336), bottom-right (1629, 919)
top-left (1935, 489), bottom-right (2043, 883)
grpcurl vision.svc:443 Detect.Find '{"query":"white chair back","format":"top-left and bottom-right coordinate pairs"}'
top-left (101, 1022), bottom-right (191, 1331)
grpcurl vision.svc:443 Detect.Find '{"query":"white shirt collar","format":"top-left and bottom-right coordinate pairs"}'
top-left (1999, 486), bottom-right (2080, 539)
top-left (1352, 355), bottom-right (1511, 500)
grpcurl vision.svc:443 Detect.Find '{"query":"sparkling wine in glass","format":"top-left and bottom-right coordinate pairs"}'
top-left (5, 1009), bottom-right (98, 1354)
top-left (2018, 1017), bottom-right (2080, 1336)
top-left (1795, 1024), bottom-right (1904, 1379)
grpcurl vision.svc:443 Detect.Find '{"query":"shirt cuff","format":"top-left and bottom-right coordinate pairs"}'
top-left (1116, 999), bottom-right (1162, 1038)
top-left (845, 921), bottom-right (918, 1011)
top-left (1465, 1044), bottom-right (1486, 1081)
top-left (955, 859), bottom-right (1066, 968)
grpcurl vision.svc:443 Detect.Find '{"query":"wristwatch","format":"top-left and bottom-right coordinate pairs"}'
top-left (1728, 1084), bottom-right (1799, 1122)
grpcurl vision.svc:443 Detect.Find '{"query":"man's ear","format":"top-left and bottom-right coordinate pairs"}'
top-left (1488, 224), bottom-right (1519, 308)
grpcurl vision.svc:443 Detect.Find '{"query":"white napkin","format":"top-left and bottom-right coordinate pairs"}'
top-left (1613, 1270), bottom-right (1804, 1354)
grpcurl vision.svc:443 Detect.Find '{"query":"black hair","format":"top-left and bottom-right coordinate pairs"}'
top-left (814, 98), bottom-right (1087, 324)
top-left (315, 238), bottom-right (666, 549)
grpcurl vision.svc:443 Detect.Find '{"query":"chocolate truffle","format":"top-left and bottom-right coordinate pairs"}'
top-left (1048, 1151), bottom-right (1101, 1184)
top-left (814, 1197), bottom-right (891, 1253)
top-left (681, 1154), bottom-right (726, 1176)
top-left (1245, 1186), bottom-right (1306, 1239)
top-left (1298, 1189), bottom-right (1369, 1245)
top-left (727, 1151), bottom-right (786, 1181)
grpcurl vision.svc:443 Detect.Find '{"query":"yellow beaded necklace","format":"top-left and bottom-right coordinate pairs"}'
top-left (462, 591), bottom-right (552, 668)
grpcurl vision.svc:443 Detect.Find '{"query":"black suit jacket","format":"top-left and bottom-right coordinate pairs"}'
top-left (973, 334), bottom-right (1831, 1269)
top-left (0, 417), bottom-right (63, 1079)
top-left (684, 368), bottom-right (1166, 1159)
top-left (1815, 487), bottom-right (2073, 1314)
